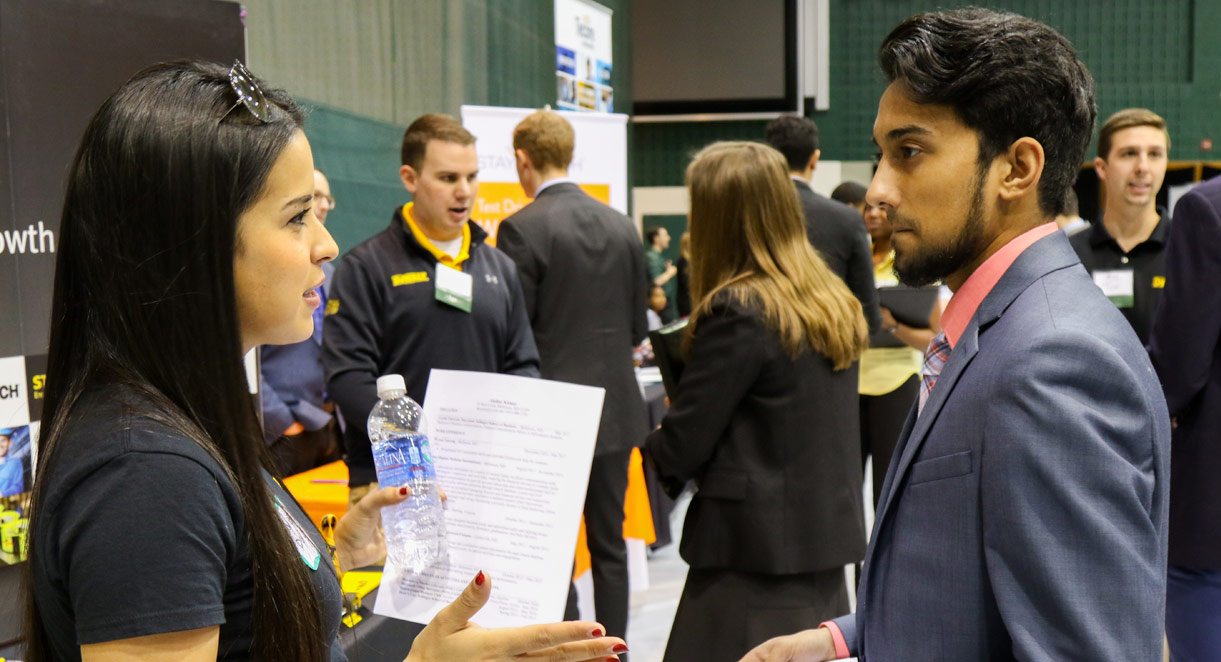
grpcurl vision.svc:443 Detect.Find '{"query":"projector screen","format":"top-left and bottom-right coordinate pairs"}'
top-left (632, 0), bottom-right (797, 117)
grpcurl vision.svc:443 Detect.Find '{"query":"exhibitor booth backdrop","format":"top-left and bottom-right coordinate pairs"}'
top-left (0, 0), bottom-right (245, 656)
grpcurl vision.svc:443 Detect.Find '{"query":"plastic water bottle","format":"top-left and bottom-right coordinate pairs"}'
top-left (368, 374), bottom-right (447, 573)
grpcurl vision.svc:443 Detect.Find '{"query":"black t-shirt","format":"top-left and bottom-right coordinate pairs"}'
top-left (1069, 212), bottom-right (1170, 345)
top-left (30, 390), bottom-right (347, 660)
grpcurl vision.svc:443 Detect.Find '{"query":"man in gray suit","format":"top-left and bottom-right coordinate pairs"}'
top-left (497, 109), bottom-right (649, 644)
top-left (742, 8), bottom-right (1169, 661)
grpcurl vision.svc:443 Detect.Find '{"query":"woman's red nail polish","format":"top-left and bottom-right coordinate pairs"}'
top-left (399, 487), bottom-right (408, 496)
top-left (590, 628), bottom-right (604, 638)
top-left (612, 644), bottom-right (629, 653)
top-left (475, 570), bottom-right (486, 586)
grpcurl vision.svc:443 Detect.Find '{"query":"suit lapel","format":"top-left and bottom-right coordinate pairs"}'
top-left (864, 325), bottom-right (979, 564)
top-left (888, 326), bottom-right (978, 503)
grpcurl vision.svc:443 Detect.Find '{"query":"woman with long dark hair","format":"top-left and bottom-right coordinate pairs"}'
top-left (645, 142), bottom-right (869, 662)
top-left (23, 60), bottom-right (623, 662)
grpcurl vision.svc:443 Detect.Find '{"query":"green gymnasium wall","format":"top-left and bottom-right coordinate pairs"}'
top-left (299, 102), bottom-right (406, 259)
top-left (633, 0), bottom-right (1221, 187)
top-left (253, 0), bottom-right (1219, 242)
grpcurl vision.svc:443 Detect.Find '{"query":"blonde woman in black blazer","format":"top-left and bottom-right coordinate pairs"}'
top-left (646, 142), bottom-right (869, 662)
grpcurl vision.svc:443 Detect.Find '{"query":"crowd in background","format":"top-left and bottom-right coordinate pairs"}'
top-left (24, 5), bottom-right (1221, 662)
top-left (264, 26), bottom-right (1197, 661)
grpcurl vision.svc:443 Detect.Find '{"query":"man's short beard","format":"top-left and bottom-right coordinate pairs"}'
top-left (893, 167), bottom-right (989, 287)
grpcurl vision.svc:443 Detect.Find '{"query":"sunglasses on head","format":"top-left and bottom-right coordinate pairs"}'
top-left (222, 60), bottom-right (271, 123)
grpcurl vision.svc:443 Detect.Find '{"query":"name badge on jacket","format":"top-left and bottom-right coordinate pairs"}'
top-left (435, 263), bottom-right (474, 312)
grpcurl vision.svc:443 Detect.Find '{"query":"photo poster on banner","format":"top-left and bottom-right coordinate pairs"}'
top-left (0, 353), bottom-right (43, 565)
top-left (555, 0), bottom-right (613, 112)
top-left (460, 105), bottom-right (629, 245)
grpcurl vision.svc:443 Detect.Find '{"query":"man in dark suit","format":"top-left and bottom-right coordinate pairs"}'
top-left (496, 109), bottom-right (649, 644)
top-left (1148, 175), bottom-right (1221, 659)
top-left (259, 169), bottom-right (343, 476)
top-left (765, 114), bottom-right (881, 334)
top-left (743, 8), bottom-right (1169, 661)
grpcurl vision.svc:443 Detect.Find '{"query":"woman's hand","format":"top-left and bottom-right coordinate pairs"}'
top-left (406, 572), bottom-right (627, 662)
top-left (334, 484), bottom-right (449, 571)
top-left (333, 485), bottom-right (409, 572)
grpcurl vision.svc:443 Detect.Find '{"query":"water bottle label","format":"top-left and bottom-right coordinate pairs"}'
top-left (411, 434), bottom-right (436, 482)
top-left (374, 434), bottom-right (436, 485)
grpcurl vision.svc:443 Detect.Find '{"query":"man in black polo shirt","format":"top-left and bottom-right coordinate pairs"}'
top-left (323, 114), bottom-right (540, 504)
top-left (1070, 108), bottom-right (1170, 344)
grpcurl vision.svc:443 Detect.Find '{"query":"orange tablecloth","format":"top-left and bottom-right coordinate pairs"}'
top-left (283, 450), bottom-right (656, 581)
top-left (573, 449), bottom-right (656, 579)
top-left (282, 461), bottom-right (352, 528)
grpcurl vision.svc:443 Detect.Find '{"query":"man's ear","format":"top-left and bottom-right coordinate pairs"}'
top-left (514, 148), bottom-right (531, 172)
top-left (807, 149), bottom-right (821, 172)
top-left (1092, 156), bottom-right (1109, 184)
top-left (399, 164), bottom-right (418, 194)
top-left (998, 137), bottom-right (1044, 203)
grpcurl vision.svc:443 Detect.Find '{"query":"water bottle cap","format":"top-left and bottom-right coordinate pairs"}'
top-left (376, 374), bottom-right (407, 398)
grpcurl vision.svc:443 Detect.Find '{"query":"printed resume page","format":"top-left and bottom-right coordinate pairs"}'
top-left (373, 369), bottom-right (605, 628)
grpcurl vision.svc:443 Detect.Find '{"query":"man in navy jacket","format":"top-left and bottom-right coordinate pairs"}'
top-left (1148, 174), bottom-right (1221, 660)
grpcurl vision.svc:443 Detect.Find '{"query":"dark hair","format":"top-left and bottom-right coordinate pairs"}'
top-left (764, 114), bottom-right (819, 171)
top-left (645, 225), bottom-right (666, 246)
top-left (25, 61), bottom-right (329, 661)
top-left (401, 113), bottom-right (476, 169)
top-left (879, 7), bottom-right (1096, 217)
top-left (1063, 187), bottom-right (1079, 217)
top-left (831, 181), bottom-right (868, 206)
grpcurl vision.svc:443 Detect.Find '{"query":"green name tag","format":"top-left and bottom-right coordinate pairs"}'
top-left (1093, 269), bottom-right (1134, 309)
top-left (435, 263), bottom-right (473, 313)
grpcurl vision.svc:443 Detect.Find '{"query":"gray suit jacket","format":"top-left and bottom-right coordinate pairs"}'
top-left (833, 231), bottom-right (1170, 660)
top-left (497, 182), bottom-right (649, 455)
